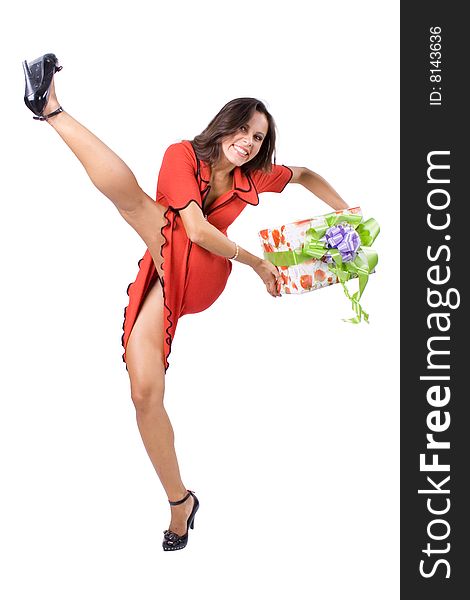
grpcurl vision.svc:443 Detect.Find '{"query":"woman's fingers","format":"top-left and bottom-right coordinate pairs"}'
top-left (266, 274), bottom-right (281, 297)
top-left (271, 267), bottom-right (281, 295)
top-left (274, 271), bottom-right (282, 296)
top-left (258, 260), bottom-right (282, 297)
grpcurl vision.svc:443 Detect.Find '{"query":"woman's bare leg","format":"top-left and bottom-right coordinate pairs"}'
top-left (125, 278), bottom-right (195, 536)
top-left (41, 77), bottom-right (193, 533)
top-left (42, 76), bottom-right (165, 277)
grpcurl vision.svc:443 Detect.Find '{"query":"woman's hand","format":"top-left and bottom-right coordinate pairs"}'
top-left (252, 258), bottom-right (282, 297)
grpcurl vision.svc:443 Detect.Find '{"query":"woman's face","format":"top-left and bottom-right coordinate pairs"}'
top-left (220, 110), bottom-right (269, 168)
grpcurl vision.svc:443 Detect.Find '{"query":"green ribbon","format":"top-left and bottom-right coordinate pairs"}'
top-left (263, 212), bottom-right (380, 323)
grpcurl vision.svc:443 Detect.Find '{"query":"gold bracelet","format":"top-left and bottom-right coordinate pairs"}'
top-left (230, 242), bottom-right (239, 260)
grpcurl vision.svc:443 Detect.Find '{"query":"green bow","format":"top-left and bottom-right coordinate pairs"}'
top-left (263, 213), bottom-right (380, 323)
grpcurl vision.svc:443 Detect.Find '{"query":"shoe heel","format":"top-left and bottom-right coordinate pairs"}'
top-left (22, 60), bottom-right (34, 97)
top-left (190, 517), bottom-right (195, 530)
top-left (22, 60), bottom-right (31, 77)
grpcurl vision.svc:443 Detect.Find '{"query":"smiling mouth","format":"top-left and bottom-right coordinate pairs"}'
top-left (232, 144), bottom-right (249, 158)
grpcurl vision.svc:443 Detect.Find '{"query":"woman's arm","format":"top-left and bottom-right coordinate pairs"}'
top-left (179, 203), bottom-right (281, 297)
top-left (180, 203), bottom-right (258, 266)
top-left (288, 166), bottom-right (349, 210)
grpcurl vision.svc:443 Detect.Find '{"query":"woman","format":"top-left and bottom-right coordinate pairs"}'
top-left (23, 53), bottom-right (349, 551)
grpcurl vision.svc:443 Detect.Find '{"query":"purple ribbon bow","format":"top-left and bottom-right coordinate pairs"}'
top-left (324, 224), bottom-right (361, 263)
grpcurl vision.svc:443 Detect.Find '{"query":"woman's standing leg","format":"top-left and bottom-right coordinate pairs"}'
top-left (125, 278), bottom-right (195, 536)
top-left (38, 75), bottom-right (193, 534)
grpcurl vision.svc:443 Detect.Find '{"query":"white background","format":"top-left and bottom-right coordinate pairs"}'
top-left (1, 1), bottom-right (399, 598)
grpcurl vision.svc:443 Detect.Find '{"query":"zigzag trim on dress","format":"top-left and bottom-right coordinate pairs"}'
top-left (159, 206), bottom-right (174, 373)
top-left (158, 199), bottom-right (202, 371)
top-left (121, 199), bottom-right (202, 373)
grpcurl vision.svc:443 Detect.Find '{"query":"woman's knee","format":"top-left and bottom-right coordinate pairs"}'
top-left (130, 376), bottom-right (165, 413)
top-left (127, 345), bottom-right (166, 411)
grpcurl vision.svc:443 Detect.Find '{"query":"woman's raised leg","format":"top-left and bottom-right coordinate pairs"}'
top-left (38, 74), bottom-right (193, 533)
top-left (41, 75), bottom-right (166, 277)
top-left (125, 278), bottom-right (195, 536)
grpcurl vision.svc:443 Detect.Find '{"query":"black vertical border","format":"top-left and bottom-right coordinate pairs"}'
top-left (401, 4), bottom-right (468, 598)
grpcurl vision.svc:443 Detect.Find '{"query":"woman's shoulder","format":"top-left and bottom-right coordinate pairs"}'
top-left (248, 163), bottom-right (293, 194)
top-left (163, 139), bottom-right (196, 161)
top-left (159, 140), bottom-right (198, 176)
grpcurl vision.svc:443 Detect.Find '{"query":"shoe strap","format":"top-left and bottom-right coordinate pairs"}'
top-left (33, 106), bottom-right (64, 121)
top-left (168, 490), bottom-right (192, 506)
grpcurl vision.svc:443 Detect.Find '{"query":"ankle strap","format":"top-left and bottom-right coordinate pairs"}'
top-left (168, 490), bottom-right (191, 506)
top-left (33, 106), bottom-right (64, 121)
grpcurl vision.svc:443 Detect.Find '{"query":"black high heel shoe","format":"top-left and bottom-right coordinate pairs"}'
top-left (22, 53), bottom-right (64, 121)
top-left (162, 490), bottom-right (199, 551)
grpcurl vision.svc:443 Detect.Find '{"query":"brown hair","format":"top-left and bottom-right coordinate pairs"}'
top-left (191, 98), bottom-right (277, 174)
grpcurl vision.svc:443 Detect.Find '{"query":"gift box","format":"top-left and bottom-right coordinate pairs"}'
top-left (258, 207), bottom-right (380, 323)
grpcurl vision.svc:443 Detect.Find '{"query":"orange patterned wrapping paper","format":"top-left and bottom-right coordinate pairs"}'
top-left (258, 207), bottom-right (363, 294)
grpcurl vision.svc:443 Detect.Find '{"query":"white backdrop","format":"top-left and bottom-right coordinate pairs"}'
top-left (1, 1), bottom-right (399, 598)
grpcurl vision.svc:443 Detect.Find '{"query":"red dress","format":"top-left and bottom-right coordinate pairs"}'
top-left (121, 140), bottom-right (293, 372)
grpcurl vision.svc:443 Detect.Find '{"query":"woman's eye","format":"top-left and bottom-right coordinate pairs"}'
top-left (255, 136), bottom-right (262, 142)
top-left (240, 125), bottom-right (247, 131)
